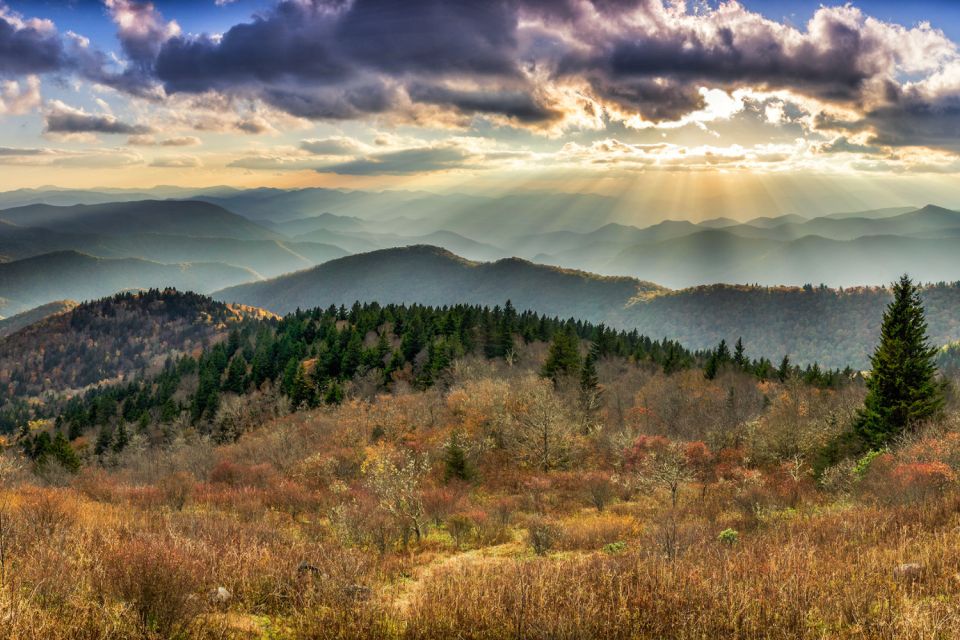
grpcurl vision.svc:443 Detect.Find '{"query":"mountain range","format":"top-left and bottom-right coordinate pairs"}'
top-left (3, 187), bottom-right (960, 367)
top-left (0, 251), bottom-right (257, 317)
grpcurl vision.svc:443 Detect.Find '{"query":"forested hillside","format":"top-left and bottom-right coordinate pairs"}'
top-left (0, 300), bottom-right (77, 338)
top-left (0, 290), bottom-right (263, 408)
top-left (215, 246), bottom-right (960, 368)
top-left (215, 245), bottom-right (664, 325)
top-left (631, 283), bottom-right (960, 369)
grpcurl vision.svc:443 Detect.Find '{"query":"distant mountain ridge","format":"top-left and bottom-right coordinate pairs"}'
top-left (214, 245), bottom-right (960, 368)
top-left (0, 250), bottom-right (259, 316)
top-left (0, 200), bottom-right (281, 241)
top-left (215, 245), bottom-right (665, 325)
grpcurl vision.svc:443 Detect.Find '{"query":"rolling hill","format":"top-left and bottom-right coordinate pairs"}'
top-left (0, 289), bottom-right (266, 399)
top-left (214, 246), bottom-right (960, 368)
top-left (214, 245), bottom-right (664, 324)
top-left (0, 251), bottom-right (260, 316)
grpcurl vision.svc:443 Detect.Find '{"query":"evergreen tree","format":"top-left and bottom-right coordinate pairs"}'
top-left (541, 329), bottom-right (581, 382)
top-left (51, 432), bottom-right (81, 472)
top-left (324, 380), bottom-right (344, 405)
top-left (580, 344), bottom-right (600, 396)
top-left (94, 426), bottom-right (113, 456)
top-left (113, 422), bottom-right (129, 453)
top-left (777, 355), bottom-right (792, 382)
top-left (733, 337), bottom-right (747, 369)
top-left (855, 275), bottom-right (945, 448)
top-left (703, 352), bottom-right (720, 380)
top-left (443, 431), bottom-right (473, 483)
top-left (224, 356), bottom-right (248, 394)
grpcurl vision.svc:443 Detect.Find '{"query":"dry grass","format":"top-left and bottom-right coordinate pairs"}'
top-left (4, 373), bottom-right (960, 638)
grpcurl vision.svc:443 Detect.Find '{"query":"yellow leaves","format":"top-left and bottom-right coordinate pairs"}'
top-left (26, 418), bottom-right (52, 432)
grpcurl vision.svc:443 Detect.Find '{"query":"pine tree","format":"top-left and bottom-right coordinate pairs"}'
top-left (777, 355), bottom-right (792, 382)
top-left (224, 356), bottom-right (248, 394)
top-left (443, 431), bottom-right (473, 483)
top-left (855, 275), bottom-right (945, 448)
top-left (94, 426), bottom-right (113, 456)
top-left (733, 337), bottom-right (747, 369)
top-left (580, 344), bottom-right (600, 396)
top-left (541, 330), bottom-right (581, 382)
top-left (113, 422), bottom-right (129, 453)
top-left (51, 432), bottom-right (81, 472)
top-left (324, 380), bottom-right (344, 405)
top-left (703, 352), bottom-right (719, 380)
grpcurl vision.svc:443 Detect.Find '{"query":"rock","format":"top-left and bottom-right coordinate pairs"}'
top-left (893, 563), bottom-right (923, 582)
top-left (211, 586), bottom-right (232, 604)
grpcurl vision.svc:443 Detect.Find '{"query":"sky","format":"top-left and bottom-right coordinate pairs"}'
top-left (3, 0), bottom-right (960, 221)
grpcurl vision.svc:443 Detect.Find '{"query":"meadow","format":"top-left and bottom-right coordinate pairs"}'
top-left (3, 351), bottom-right (960, 639)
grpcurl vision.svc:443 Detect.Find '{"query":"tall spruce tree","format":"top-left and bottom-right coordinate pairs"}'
top-left (855, 275), bottom-right (944, 448)
top-left (541, 329), bottom-right (581, 382)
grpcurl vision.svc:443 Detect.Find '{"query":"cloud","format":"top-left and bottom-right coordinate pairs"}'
top-left (149, 154), bottom-right (201, 167)
top-left (8, 0), bottom-right (960, 162)
top-left (0, 146), bottom-right (44, 156)
top-left (127, 134), bottom-right (201, 146)
top-left (150, 0), bottom-right (528, 121)
top-left (0, 5), bottom-right (62, 76)
top-left (96, 0), bottom-right (179, 94)
top-left (0, 74), bottom-right (40, 114)
top-left (235, 115), bottom-right (275, 134)
top-left (318, 145), bottom-right (475, 175)
top-left (407, 83), bottom-right (561, 123)
top-left (300, 136), bottom-right (367, 155)
top-left (44, 100), bottom-right (153, 135)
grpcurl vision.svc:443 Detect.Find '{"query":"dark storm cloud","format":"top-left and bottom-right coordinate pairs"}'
top-left (407, 83), bottom-right (561, 123)
top-left (333, 0), bottom-right (519, 77)
top-left (152, 0), bottom-right (535, 121)
top-left (0, 13), bottom-right (63, 75)
top-left (865, 97), bottom-right (960, 152)
top-left (143, 0), bottom-right (957, 132)
top-left (8, 0), bottom-right (960, 154)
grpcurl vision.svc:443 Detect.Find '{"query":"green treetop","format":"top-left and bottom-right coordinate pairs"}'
top-left (855, 275), bottom-right (945, 448)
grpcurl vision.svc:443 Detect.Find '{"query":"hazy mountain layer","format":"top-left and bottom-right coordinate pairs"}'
top-left (0, 201), bottom-right (280, 241)
top-left (0, 251), bottom-right (259, 316)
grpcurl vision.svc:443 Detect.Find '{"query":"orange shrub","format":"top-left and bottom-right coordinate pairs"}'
top-left (209, 460), bottom-right (278, 487)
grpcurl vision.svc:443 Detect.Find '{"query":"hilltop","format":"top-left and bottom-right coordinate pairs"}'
top-left (0, 289), bottom-right (265, 403)
top-left (215, 245), bottom-right (664, 324)
top-left (215, 246), bottom-right (960, 368)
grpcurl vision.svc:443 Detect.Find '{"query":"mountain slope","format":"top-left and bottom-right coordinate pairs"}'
top-left (0, 251), bottom-right (260, 316)
top-left (214, 246), bottom-right (960, 368)
top-left (0, 289), bottom-right (266, 398)
top-left (0, 200), bottom-right (281, 241)
top-left (577, 230), bottom-right (960, 288)
top-left (0, 300), bottom-right (78, 338)
top-left (214, 245), bottom-right (664, 324)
